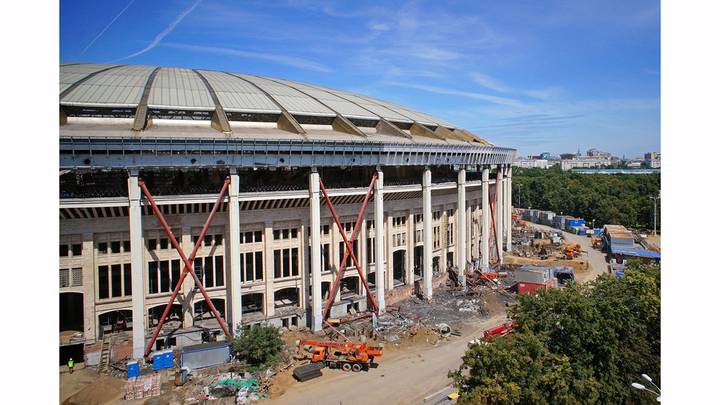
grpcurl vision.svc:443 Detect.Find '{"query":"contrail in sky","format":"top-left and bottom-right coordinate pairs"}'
top-left (81, 0), bottom-right (136, 55)
top-left (119, 0), bottom-right (203, 61)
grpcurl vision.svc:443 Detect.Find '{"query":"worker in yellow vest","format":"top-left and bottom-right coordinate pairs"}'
top-left (68, 358), bottom-right (74, 374)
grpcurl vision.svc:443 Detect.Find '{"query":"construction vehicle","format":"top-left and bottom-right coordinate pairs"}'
top-left (296, 339), bottom-right (383, 372)
top-left (563, 243), bottom-right (582, 259)
top-left (482, 321), bottom-right (516, 342)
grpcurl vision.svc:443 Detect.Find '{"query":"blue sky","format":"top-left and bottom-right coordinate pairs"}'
top-left (60, 0), bottom-right (660, 157)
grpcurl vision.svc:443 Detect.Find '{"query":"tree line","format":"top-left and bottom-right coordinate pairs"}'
top-left (512, 167), bottom-right (661, 230)
top-left (450, 262), bottom-right (660, 404)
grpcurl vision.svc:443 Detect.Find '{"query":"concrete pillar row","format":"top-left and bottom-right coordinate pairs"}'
top-left (481, 168), bottom-right (490, 272)
top-left (309, 170), bottom-right (323, 331)
top-left (127, 173), bottom-right (146, 359)
top-left (495, 166), bottom-right (504, 265)
top-left (228, 173), bottom-right (242, 334)
top-left (374, 169), bottom-right (386, 313)
top-left (506, 166), bottom-right (513, 252)
top-left (456, 168), bottom-right (467, 289)
top-left (422, 167), bottom-right (433, 299)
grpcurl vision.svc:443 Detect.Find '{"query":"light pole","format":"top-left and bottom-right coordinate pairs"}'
top-left (632, 373), bottom-right (661, 402)
top-left (650, 194), bottom-right (660, 235)
top-left (517, 184), bottom-right (522, 207)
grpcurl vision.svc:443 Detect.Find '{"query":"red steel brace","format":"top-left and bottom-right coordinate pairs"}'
top-left (140, 177), bottom-right (232, 358)
top-left (319, 174), bottom-right (379, 320)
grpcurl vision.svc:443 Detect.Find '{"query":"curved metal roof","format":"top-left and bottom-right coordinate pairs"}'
top-left (59, 63), bottom-right (512, 154)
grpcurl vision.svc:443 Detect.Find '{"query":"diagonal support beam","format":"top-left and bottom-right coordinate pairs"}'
top-left (193, 69), bottom-right (232, 134)
top-left (332, 114), bottom-right (367, 138)
top-left (319, 175), bottom-right (379, 319)
top-left (410, 122), bottom-right (446, 141)
top-left (140, 177), bottom-right (232, 357)
top-left (376, 118), bottom-right (412, 139)
top-left (132, 67), bottom-right (161, 131)
top-left (321, 174), bottom-right (377, 320)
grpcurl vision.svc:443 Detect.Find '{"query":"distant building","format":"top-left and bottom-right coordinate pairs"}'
top-left (513, 158), bottom-right (553, 169)
top-left (626, 161), bottom-right (642, 168)
top-left (644, 152), bottom-right (660, 168)
top-left (539, 152), bottom-right (552, 160)
top-left (587, 148), bottom-right (611, 158)
top-left (560, 153), bottom-right (577, 160)
top-left (560, 158), bottom-right (613, 171)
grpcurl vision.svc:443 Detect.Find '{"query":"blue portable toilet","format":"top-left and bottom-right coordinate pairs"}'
top-left (127, 360), bottom-right (140, 378)
top-left (152, 349), bottom-right (174, 370)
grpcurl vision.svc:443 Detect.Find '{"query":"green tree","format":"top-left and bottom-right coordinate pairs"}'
top-left (512, 168), bottom-right (660, 229)
top-left (232, 323), bottom-right (284, 370)
top-left (451, 264), bottom-right (660, 404)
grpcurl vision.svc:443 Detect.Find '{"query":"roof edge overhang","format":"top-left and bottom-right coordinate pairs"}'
top-left (59, 136), bottom-right (516, 170)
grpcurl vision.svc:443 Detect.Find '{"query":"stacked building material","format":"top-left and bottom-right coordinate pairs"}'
top-left (125, 373), bottom-right (161, 400)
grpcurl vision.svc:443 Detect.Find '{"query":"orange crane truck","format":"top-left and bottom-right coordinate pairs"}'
top-left (296, 339), bottom-right (383, 372)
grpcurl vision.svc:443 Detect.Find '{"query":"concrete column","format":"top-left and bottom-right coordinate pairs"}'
top-left (457, 168), bottom-right (467, 288)
top-left (301, 219), bottom-right (312, 326)
top-left (385, 212), bottom-right (393, 291)
top-left (466, 201), bottom-right (472, 262)
top-left (406, 211), bottom-right (415, 288)
top-left (227, 173), bottom-right (242, 334)
top-left (309, 170), bottom-right (323, 331)
top-left (506, 166), bottom-right (513, 252)
top-left (481, 168), bottom-right (490, 271)
top-left (495, 166), bottom-right (504, 265)
top-left (422, 167), bottom-right (433, 299)
top-left (128, 173), bottom-right (146, 359)
top-left (301, 220), bottom-right (310, 315)
top-left (263, 222), bottom-right (275, 318)
top-left (81, 232), bottom-right (96, 342)
top-left (374, 169), bottom-right (386, 312)
top-left (181, 226), bottom-right (195, 328)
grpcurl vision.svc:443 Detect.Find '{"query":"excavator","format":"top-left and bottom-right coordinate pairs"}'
top-left (563, 243), bottom-right (582, 259)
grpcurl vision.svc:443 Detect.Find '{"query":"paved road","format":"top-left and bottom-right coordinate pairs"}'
top-left (266, 314), bottom-right (508, 405)
top-left (524, 222), bottom-right (609, 282)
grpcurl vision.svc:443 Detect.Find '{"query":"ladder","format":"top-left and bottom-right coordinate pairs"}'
top-left (99, 337), bottom-right (111, 374)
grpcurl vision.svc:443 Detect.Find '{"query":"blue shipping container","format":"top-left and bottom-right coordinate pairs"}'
top-left (152, 349), bottom-right (174, 370)
top-left (127, 361), bottom-right (140, 378)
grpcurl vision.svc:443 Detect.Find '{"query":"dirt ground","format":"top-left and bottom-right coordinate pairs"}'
top-left (265, 313), bottom-right (508, 405)
top-left (519, 221), bottom-right (610, 283)
top-left (60, 368), bottom-right (125, 405)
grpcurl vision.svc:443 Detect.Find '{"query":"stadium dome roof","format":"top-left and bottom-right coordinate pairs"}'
top-left (59, 63), bottom-right (495, 146)
top-left (59, 63), bottom-right (516, 170)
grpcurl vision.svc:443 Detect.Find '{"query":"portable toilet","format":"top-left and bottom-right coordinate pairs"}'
top-left (127, 360), bottom-right (140, 378)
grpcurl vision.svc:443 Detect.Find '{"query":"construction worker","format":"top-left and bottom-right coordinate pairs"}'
top-left (68, 357), bottom-right (74, 374)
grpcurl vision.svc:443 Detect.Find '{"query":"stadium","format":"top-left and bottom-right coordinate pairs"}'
top-left (58, 63), bottom-right (516, 361)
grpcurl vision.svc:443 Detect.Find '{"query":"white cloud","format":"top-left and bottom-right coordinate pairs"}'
top-left (118, 0), bottom-right (203, 61)
top-left (470, 72), bottom-right (511, 93)
top-left (384, 81), bottom-right (527, 108)
top-left (81, 0), bottom-right (136, 55)
top-left (161, 43), bottom-right (334, 73)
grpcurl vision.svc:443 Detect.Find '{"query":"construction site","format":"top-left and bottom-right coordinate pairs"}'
top-left (57, 62), bottom-right (636, 405)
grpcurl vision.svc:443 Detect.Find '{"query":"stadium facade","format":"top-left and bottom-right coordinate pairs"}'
top-left (58, 63), bottom-right (516, 359)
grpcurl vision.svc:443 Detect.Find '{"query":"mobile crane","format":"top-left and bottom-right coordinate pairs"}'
top-left (295, 339), bottom-right (383, 373)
